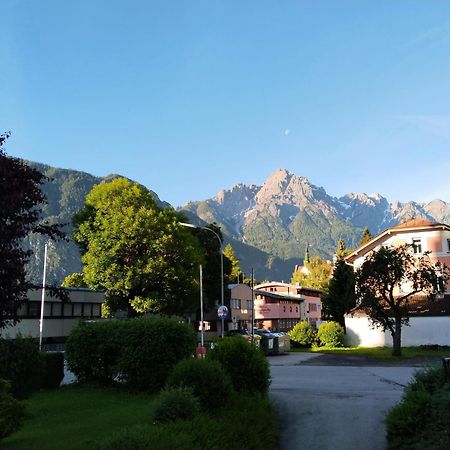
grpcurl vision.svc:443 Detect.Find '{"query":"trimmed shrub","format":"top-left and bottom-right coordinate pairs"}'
top-left (0, 336), bottom-right (45, 399)
top-left (118, 317), bottom-right (196, 392)
top-left (289, 321), bottom-right (315, 347)
top-left (167, 358), bottom-right (233, 410)
top-left (207, 336), bottom-right (270, 395)
top-left (387, 366), bottom-right (450, 450)
top-left (41, 352), bottom-right (65, 389)
top-left (317, 321), bottom-right (345, 347)
top-left (65, 320), bottom-right (124, 384)
top-left (152, 387), bottom-right (200, 424)
top-left (0, 379), bottom-right (25, 440)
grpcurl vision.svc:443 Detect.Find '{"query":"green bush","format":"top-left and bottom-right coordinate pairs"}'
top-left (95, 394), bottom-right (277, 450)
top-left (41, 352), bottom-right (65, 389)
top-left (317, 321), bottom-right (345, 347)
top-left (152, 387), bottom-right (200, 424)
top-left (65, 320), bottom-right (124, 384)
top-left (289, 321), bottom-right (315, 347)
top-left (167, 358), bottom-right (233, 410)
top-left (207, 336), bottom-right (270, 395)
top-left (0, 379), bottom-right (25, 440)
top-left (0, 336), bottom-right (45, 399)
top-left (386, 366), bottom-right (450, 450)
top-left (118, 317), bottom-right (196, 392)
top-left (410, 365), bottom-right (449, 394)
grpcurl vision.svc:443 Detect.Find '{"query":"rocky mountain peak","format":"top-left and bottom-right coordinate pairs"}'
top-left (424, 199), bottom-right (450, 223)
top-left (255, 169), bottom-right (323, 206)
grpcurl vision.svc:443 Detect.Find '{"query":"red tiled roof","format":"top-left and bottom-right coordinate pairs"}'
top-left (391, 218), bottom-right (437, 229)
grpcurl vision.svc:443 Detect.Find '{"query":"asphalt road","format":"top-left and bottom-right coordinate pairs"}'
top-left (269, 353), bottom-right (418, 450)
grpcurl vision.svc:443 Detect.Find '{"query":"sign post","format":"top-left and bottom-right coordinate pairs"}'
top-left (217, 305), bottom-right (228, 338)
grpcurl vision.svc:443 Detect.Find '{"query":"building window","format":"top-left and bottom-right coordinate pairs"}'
top-left (309, 303), bottom-right (317, 312)
top-left (28, 302), bottom-right (40, 317)
top-left (412, 238), bottom-right (422, 254)
top-left (231, 298), bottom-right (241, 309)
top-left (447, 238), bottom-right (450, 252)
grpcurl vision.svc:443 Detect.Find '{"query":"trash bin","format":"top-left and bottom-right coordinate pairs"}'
top-left (272, 335), bottom-right (280, 355)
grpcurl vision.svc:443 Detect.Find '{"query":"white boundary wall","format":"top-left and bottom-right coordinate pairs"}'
top-left (345, 316), bottom-right (450, 347)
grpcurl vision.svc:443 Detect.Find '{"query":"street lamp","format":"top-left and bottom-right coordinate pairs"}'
top-left (180, 222), bottom-right (225, 336)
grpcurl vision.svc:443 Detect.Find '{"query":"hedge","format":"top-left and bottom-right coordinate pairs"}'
top-left (66, 317), bottom-right (196, 392)
top-left (0, 336), bottom-right (44, 399)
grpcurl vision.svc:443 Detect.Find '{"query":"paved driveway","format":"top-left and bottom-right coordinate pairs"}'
top-left (269, 353), bottom-right (418, 450)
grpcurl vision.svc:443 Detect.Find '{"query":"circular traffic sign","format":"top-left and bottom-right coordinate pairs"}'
top-left (217, 305), bottom-right (228, 319)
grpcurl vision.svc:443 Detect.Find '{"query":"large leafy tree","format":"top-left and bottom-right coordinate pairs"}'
top-left (0, 132), bottom-right (65, 329)
top-left (223, 244), bottom-right (241, 284)
top-left (73, 178), bottom-right (202, 316)
top-left (291, 256), bottom-right (332, 292)
top-left (322, 240), bottom-right (356, 329)
top-left (355, 244), bottom-right (449, 356)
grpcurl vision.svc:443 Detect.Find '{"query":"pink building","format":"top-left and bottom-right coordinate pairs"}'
top-left (254, 282), bottom-right (322, 331)
top-left (346, 218), bottom-right (450, 295)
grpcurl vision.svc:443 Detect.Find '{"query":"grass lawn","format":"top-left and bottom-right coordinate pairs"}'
top-left (291, 346), bottom-right (450, 360)
top-left (1, 385), bottom-right (155, 450)
top-left (2, 384), bottom-right (278, 450)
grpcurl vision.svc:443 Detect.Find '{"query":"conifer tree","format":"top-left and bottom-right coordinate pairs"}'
top-left (359, 227), bottom-right (372, 246)
top-left (322, 240), bottom-right (356, 329)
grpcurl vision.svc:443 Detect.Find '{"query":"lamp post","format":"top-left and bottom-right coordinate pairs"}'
top-left (180, 222), bottom-right (225, 336)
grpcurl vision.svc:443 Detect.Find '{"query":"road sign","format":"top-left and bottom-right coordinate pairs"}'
top-left (217, 305), bottom-right (228, 319)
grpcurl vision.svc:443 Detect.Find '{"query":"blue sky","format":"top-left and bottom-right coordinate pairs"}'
top-left (2, 0), bottom-right (450, 206)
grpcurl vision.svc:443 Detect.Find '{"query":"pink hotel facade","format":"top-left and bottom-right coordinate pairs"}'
top-left (253, 282), bottom-right (322, 332)
top-left (346, 218), bottom-right (450, 295)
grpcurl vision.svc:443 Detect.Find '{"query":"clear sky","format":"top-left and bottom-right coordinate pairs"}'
top-left (2, 0), bottom-right (450, 207)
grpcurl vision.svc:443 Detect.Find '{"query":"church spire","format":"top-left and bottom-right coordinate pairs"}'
top-left (304, 244), bottom-right (310, 264)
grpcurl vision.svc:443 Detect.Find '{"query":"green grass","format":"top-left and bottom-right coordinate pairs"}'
top-left (1, 385), bottom-right (155, 450)
top-left (2, 385), bottom-right (278, 450)
top-left (290, 346), bottom-right (450, 360)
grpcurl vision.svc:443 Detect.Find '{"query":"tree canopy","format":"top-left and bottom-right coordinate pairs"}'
top-left (355, 244), bottom-right (449, 356)
top-left (322, 240), bottom-right (356, 329)
top-left (291, 256), bottom-right (332, 292)
top-left (73, 178), bottom-right (203, 316)
top-left (0, 132), bottom-right (65, 329)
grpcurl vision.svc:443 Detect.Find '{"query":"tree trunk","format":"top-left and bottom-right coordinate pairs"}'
top-left (391, 317), bottom-right (402, 357)
top-left (338, 315), bottom-right (347, 333)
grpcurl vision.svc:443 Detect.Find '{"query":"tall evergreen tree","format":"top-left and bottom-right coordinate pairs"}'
top-left (322, 240), bottom-right (356, 329)
top-left (359, 227), bottom-right (373, 246)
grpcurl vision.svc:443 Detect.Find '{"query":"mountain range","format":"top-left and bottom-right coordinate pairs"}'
top-left (24, 164), bottom-right (450, 284)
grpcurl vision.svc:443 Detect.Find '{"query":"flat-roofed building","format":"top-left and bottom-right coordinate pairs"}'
top-left (1, 288), bottom-right (105, 344)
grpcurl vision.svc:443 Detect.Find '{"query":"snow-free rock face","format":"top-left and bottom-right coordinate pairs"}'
top-left (424, 199), bottom-right (450, 224)
top-left (338, 192), bottom-right (391, 232)
top-left (182, 168), bottom-right (450, 263)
